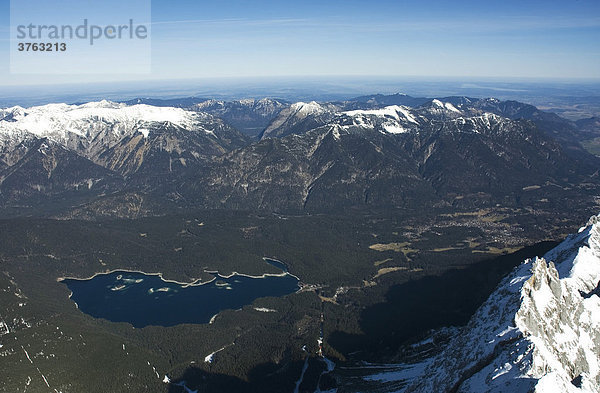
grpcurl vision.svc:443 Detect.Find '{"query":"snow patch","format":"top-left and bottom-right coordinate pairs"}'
top-left (138, 128), bottom-right (149, 138)
top-left (253, 307), bottom-right (277, 313)
top-left (444, 102), bottom-right (461, 113)
top-left (204, 345), bottom-right (230, 363)
top-left (292, 101), bottom-right (323, 117)
top-left (383, 124), bottom-right (406, 134)
top-left (344, 105), bottom-right (418, 124)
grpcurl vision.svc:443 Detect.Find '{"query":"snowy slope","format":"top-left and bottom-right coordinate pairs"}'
top-left (340, 105), bottom-right (421, 134)
top-left (0, 100), bottom-right (214, 152)
top-left (0, 100), bottom-right (251, 177)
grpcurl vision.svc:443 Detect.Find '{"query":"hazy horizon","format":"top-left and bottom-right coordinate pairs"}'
top-left (1, 0), bottom-right (599, 86)
top-left (1, 75), bottom-right (599, 104)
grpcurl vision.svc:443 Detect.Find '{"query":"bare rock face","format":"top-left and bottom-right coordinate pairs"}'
top-left (515, 235), bottom-right (600, 392)
top-left (260, 101), bottom-right (340, 140)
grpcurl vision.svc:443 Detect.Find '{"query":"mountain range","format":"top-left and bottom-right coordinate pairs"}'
top-left (0, 94), bottom-right (598, 218)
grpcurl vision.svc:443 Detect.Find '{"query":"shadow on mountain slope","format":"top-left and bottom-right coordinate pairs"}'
top-left (167, 359), bottom-right (309, 393)
top-left (328, 241), bottom-right (558, 359)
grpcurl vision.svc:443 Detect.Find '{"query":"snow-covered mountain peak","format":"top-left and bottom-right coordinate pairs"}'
top-left (337, 105), bottom-right (422, 134)
top-left (343, 105), bottom-right (419, 124)
top-left (0, 105), bottom-right (27, 121)
top-left (0, 101), bottom-right (211, 148)
top-left (431, 99), bottom-right (461, 113)
top-left (419, 99), bottom-right (465, 118)
top-left (78, 99), bottom-right (122, 109)
top-left (544, 216), bottom-right (600, 293)
top-left (290, 101), bottom-right (325, 117)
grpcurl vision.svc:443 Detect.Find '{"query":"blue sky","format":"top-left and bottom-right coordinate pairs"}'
top-left (1, 0), bottom-right (599, 86)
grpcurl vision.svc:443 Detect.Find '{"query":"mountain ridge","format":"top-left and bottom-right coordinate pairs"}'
top-left (0, 95), bottom-right (598, 217)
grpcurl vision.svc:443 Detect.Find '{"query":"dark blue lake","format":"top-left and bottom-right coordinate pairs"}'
top-left (63, 260), bottom-right (299, 328)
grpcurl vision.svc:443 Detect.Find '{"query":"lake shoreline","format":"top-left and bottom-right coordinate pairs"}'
top-left (56, 256), bottom-right (300, 287)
